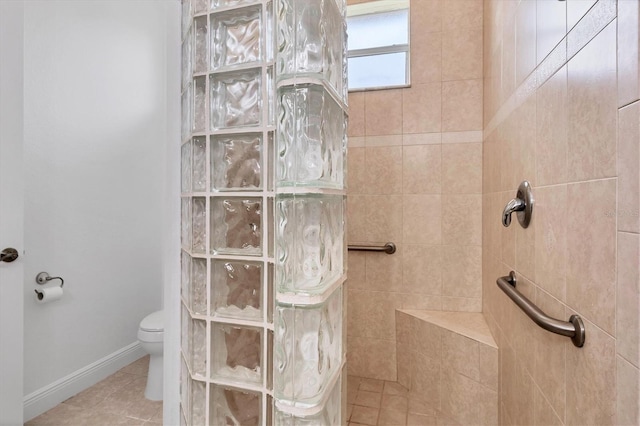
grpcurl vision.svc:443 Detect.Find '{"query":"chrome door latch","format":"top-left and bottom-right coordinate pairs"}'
top-left (0, 248), bottom-right (19, 263)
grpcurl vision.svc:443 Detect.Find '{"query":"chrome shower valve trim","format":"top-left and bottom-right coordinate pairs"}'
top-left (502, 181), bottom-right (534, 228)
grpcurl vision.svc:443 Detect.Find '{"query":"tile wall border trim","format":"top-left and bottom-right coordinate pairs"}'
top-left (347, 131), bottom-right (482, 148)
top-left (484, 0), bottom-right (617, 139)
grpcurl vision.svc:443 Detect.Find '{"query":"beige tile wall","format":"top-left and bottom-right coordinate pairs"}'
top-left (346, 0), bottom-right (484, 381)
top-left (483, 0), bottom-right (639, 424)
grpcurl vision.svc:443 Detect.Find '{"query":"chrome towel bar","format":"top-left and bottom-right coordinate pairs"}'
top-left (497, 271), bottom-right (585, 347)
top-left (347, 242), bottom-right (396, 254)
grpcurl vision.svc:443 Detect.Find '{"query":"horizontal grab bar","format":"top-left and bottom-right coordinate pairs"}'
top-left (497, 271), bottom-right (585, 348)
top-left (348, 242), bottom-right (396, 254)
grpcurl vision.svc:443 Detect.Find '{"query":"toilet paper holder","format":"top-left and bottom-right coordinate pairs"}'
top-left (35, 272), bottom-right (64, 300)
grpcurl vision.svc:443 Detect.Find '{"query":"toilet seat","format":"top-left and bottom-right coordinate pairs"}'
top-left (140, 310), bottom-right (164, 332)
top-left (138, 328), bottom-right (164, 343)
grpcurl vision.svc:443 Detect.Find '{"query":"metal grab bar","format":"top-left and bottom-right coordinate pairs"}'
top-left (347, 242), bottom-right (396, 254)
top-left (497, 271), bottom-right (585, 347)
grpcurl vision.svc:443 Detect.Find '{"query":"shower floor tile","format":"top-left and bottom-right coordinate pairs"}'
top-left (26, 356), bottom-right (162, 426)
top-left (347, 375), bottom-right (447, 426)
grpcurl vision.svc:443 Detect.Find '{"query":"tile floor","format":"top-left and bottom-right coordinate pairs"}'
top-left (29, 367), bottom-right (449, 425)
top-left (26, 356), bottom-right (162, 426)
top-left (347, 375), bottom-right (458, 426)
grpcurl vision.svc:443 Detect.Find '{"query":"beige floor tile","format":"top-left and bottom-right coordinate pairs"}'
top-left (383, 381), bottom-right (409, 396)
top-left (407, 412), bottom-right (437, 426)
top-left (348, 384), bottom-right (359, 404)
top-left (360, 378), bottom-right (385, 392)
top-left (147, 405), bottom-right (164, 423)
top-left (119, 355), bottom-right (150, 376)
top-left (347, 404), bottom-right (355, 421)
top-left (381, 394), bottom-right (408, 412)
top-left (355, 390), bottom-right (383, 408)
top-left (63, 372), bottom-right (138, 409)
top-left (378, 407), bottom-right (407, 425)
top-left (352, 405), bottom-right (380, 425)
top-left (348, 375), bottom-right (362, 391)
top-left (73, 409), bottom-right (147, 425)
top-left (28, 357), bottom-right (160, 426)
top-left (25, 403), bottom-right (84, 425)
top-left (407, 392), bottom-right (437, 416)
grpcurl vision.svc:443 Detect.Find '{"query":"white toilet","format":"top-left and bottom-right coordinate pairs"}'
top-left (138, 310), bottom-right (164, 401)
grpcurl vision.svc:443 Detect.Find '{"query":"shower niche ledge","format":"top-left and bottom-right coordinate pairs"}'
top-left (395, 310), bottom-right (499, 426)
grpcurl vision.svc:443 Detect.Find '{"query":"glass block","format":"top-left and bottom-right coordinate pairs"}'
top-left (276, 0), bottom-right (344, 97)
top-left (209, 385), bottom-right (262, 426)
top-left (192, 137), bottom-right (207, 192)
top-left (191, 258), bottom-right (207, 315)
top-left (192, 318), bottom-right (207, 377)
top-left (210, 68), bottom-right (262, 130)
top-left (276, 84), bottom-right (345, 188)
top-left (265, 1), bottom-right (274, 62)
top-left (181, 251), bottom-right (192, 306)
top-left (267, 196), bottom-right (274, 259)
top-left (211, 5), bottom-right (262, 70)
top-left (340, 363), bottom-right (347, 426)
top-left (181, 304), bottom-right (191, 358)
top-left (212, 260), bottom-right (263, 320)
top-left (181, 141), bottom-right (192, 193)
top-left (182, 82), bottom-right (193, 142)
top-left (194, 16), bottom-right (208, 73)
top-left (191, 378), bottom-right (207, 425)
top-left (267, 329), bottom-right (274, 390)
top-left (193, 77), bottom-right (207, 132)
top-left (211, 323), bottom-right (263, 385)
top-left (182, 28), bottom-right (193, 90)
top-left (182, 0), bottom-right (192, 41)
top-left (267, 262), bottom-right (274, 322)
top-left (267, 66), bottom-right (274, 126)
top-left (211, 133), bottom-right (262, 191)
top-left (341, 283), bottom-right (347, 359)
top-left (274, 374), bottom-right (341, 425)
top-left (211, 197), bottom-right (262, 255)
top-left (211, 0), bottom-right (255, 10)
top-left (341, 20), bottom-right (348, 102)
top-left (267, 132), bottom-right (274, 191)
top-left (181, 198), bottom-right (192, 249)
top-left (275, 194), bottom-right (344, 295)
top-left (192, 197), bottom-right (207, 254)
top-left (181, 357), bottom-right (190, 422)
top-left (194, 0), bottom-right (208, 13)
top-left (274, 287), bottom-right (342, 407)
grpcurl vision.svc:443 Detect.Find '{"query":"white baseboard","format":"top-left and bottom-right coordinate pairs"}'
top-left (23, 342), bottom-right (146, 422)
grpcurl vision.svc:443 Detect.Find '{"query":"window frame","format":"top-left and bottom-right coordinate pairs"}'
top-left (346, 1), bottom-right (411, 92)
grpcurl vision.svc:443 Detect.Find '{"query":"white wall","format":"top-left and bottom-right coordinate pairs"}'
top-left (23, 0), bottom-right (170, 396)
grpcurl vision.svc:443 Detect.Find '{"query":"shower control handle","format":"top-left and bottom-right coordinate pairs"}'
top-left (502, 198), bottom-right (526, 227)
top-left (502, 181), bottom-right (534, 228)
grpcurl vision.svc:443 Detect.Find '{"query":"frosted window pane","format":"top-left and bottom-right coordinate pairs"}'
top-left (348, 52), bottom-right (406, 90)
top-left (347, 10), bottom-right (408, 51)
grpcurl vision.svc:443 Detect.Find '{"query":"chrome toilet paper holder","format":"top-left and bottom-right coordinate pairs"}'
top-left (35, 272), bottom-right (64, 300)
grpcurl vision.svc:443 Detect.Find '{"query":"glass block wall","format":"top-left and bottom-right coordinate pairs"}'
top-left (180, 0), bottom-right (347, 424)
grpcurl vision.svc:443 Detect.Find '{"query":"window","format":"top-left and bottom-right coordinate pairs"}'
top-left (346, 0), bottom-right (410, 91)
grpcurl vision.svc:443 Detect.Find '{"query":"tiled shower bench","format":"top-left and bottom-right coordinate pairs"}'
top-left (395, 310), bottom-right (499, 425)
